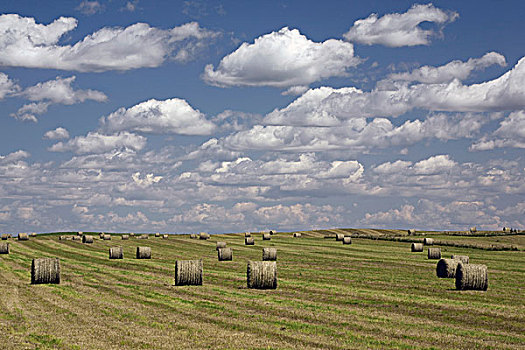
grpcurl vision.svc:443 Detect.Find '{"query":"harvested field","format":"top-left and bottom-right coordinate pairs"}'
top-left (0, 231), bottom-right (523, 349)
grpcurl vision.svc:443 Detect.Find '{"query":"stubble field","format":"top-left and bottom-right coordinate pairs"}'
top-left (0, 229), bottom-right (524, 349)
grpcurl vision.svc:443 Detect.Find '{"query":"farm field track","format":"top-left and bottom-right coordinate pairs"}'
top-left (0, 230), bottom-right (524, 349)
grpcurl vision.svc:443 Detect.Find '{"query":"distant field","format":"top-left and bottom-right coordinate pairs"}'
top-left (1, 230), bottom-right (524, 349)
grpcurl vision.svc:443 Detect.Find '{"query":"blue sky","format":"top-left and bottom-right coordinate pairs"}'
top-left (0, 0), bottom-right (524, 233)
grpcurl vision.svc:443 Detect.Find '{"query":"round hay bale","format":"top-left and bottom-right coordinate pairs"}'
top-left (0, 243), bottom-right (9, 254)
top-left (82, 235), bottom-right (94, 244)
top-left (18, 233), bottom-right (29, 241)
top-left (469, 226), bottom-right (477, 233)
top-left (262, 233), bottom-right (271, 241)
top-left (451, 255), bottom-right (469, 264)
top-left (136, 246), bottom-right (151, 259)
top-left (455, 264), bottom-right (488, 291)
top-left (217, 247), bottom-right (232, 261)
top-left (140, 234), bottom-right (149, 239)
top-left (121, 235), bottom-right (129, 240)
top-left (428, 247), bottom-right (441, 259)
top-left (247, 261), bottom-right (277, 289)
top-left (77, 232), bottom-right (83, 236)
top-left (65, 236), bottom-right (73, 241)
top-left (175, 260), bottom-right (203, 286)
top-left (99, 233), bottom-right (104, 238)
top-left (216, 241), bottom-right (227, 250)
top-left (7, 234), bottom-right (12, 238)
top-left (436, 259), bottom-right (460, 278)
top-left (244, 232), bottom-right (251, 238)
top-left (262, 247), bottom-right (277, 261)
top-left (423, 238), bottom-right (434, 245)
top-left (162, 234), bottom-right (169, 239)
top-left (407, 229), bottom-right (416, 235)
top-left (72, 236), bottom-right (81, 241)
top-left (269, 230), bottom-right (275, 235)
top-left (1, 234), bottom-right (9, 240)
top-left (155, 232), bottom-right (160, 238)
top-left (190, 233), bottom-right (198, 239)
top-left (31, 232), bottom-right (37, 237)
top-left (31, 258), bottom-right (60, 284)
top-left (335, 233), bottom-right (344, 241)
top-left (293, 232), bottom-right (301, 238)
top-left (245, 237), bottom-right (255, 245)
top-left (411, 243), bottom-right (423, 252)
top-left (199, 232), bottom-right (210, 240)
top-left (129, 232), bottom-right (135, 237)
top-left (109, 247), bottom-right (123, 259)
top-left (58, 235), bottom-right (65, 241)
top-left (103, 234), bottom-right (111, 240)
top-left (343, 237), bottom-right (352, 245)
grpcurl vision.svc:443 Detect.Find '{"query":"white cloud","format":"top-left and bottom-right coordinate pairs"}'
top-left (0, 14), bottom-right (218, 71)
top-left (470, 111), bottom-right (525, 150)
top-left (0, 150), bottom-right (30, 164)
top-left (224, 113), bottom-right (487, 152)
top-left (132, 172), bottom-right (162, 187)
top-left (362, 199), bottom-right (505, 230)
top-left (10, 76), bottom-right (107, 121)
top-left (0, 72), bottom-right (19, 99)
top-left (412, 154), bottom-right (456, 174)
top-left (44, 127), bottom-right (70, 140)
top-left (388, 52), bottom-right (507, 84)
top-left (76, 1), bottom-right (104, 15)
top-left (49, 132), bottom-right (146, 154)
top-left (344, 3), bottom-right (458, 47)
top-left (100, 98), bottom-right (216, 135)
top-left (122, 1), bottom-right (139, 12)
top-left (203, 27), bottom-right (360, 89)
top-left (10, 102), bottom-right (49, 122)
top-left (265, 56), bottom-right (525, 127)
top-left (19, 76), bottom-right (107, 104)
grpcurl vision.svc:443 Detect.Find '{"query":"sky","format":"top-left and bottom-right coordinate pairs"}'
top-left (0, 0), bottom-right (524, 234)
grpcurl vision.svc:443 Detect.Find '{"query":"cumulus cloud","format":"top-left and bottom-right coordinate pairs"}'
top-left (10, 76), bottom-right (107, 121)
top-left (0, 150), bottom-right (30, 164)
top-left (100, 98), bottom-right (216, 135)
top-left (362, 199), bottom-right (504, 230)
top-left (223, 113), bottom-right (487, 152)
top-left (0, 14), bottom-right (218, 71)
top-left (388, 52), bottom-right (507, 84)
top-left (203, 27), bottom-right (360, 89)
top-left (264, 56), bottom-right (525, 127)
top-left (44, 127), bottom-right (70, 140)
top-left (49, 132), bottom-right (146, 154)
top-left (344, 3), bottom-right (458, 47)
top-left (19, 76), bottom-right (107, 104)
top-left (76, 1), bottom-right (104, 15)
top-left (0, 72), bottom-right (19, 99)
top-left (470, 111), bottom-right (525, 150)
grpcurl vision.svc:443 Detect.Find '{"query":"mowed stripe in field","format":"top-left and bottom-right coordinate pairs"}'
top-left (0, 233), bottom-right (524, 349)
